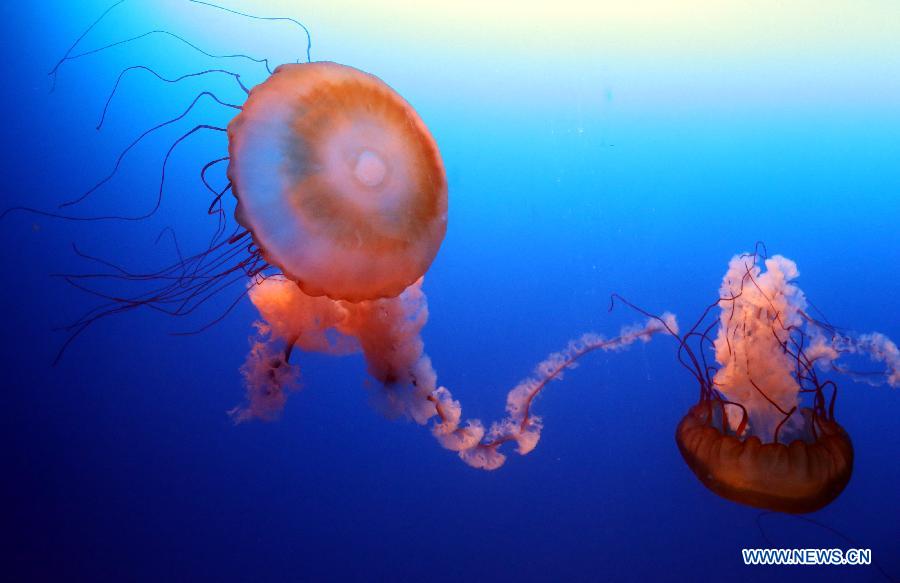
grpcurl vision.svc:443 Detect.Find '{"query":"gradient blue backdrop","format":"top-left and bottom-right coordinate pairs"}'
top-left (2, 1), bottom-right (898, 581)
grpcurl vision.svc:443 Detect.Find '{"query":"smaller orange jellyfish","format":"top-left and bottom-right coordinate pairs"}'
top-left (659, 249), bottom-right (899, 513)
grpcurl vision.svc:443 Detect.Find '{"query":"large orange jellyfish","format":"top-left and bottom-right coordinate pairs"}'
top-left (17, 2), bottom-right (460, 429)
top-left (217, 61), bottom-right (451, 424)
top-left (625, 249), bottom-right (900, 513)
top-left (227, 62), bottom-right (447, 302)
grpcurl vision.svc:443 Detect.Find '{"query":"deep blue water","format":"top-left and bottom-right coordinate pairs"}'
top-left (2, 1), bottom-right (898, 581)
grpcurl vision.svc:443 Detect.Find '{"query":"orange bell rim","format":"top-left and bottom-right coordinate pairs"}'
top-left (675, 403), bottom-right (854, 514)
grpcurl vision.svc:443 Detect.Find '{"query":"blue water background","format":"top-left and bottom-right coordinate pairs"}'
top-left (2, 1), bottom-right (898, 581)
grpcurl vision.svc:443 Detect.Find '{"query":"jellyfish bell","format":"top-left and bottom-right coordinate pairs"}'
top-left (227, 61), bottom-right (448, 302)
top-left (676, 402), bottom-right (853, 514)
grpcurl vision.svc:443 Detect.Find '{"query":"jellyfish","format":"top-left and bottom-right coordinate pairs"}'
top-left (640, 249), bottom-right (900, 513)
top-left (8, 5), bottom-right (453, 424)
top-left (227, 61), bottom-right (447, 302)
top-left (219, 59), bottom-right (451, 422)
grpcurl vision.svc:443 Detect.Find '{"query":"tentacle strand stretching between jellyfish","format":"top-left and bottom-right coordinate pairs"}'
top-left (235, 274), bottom-right (677, 469)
